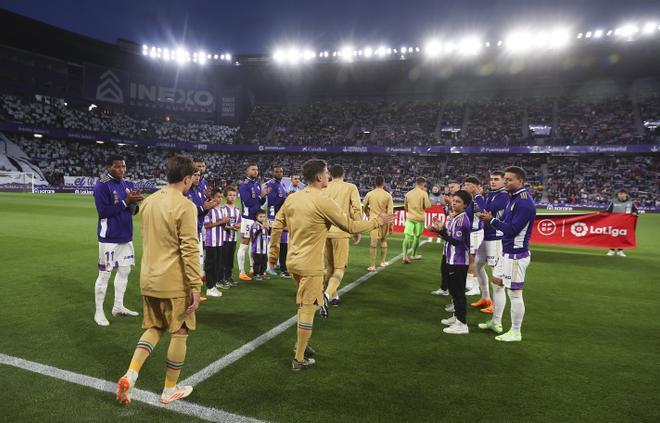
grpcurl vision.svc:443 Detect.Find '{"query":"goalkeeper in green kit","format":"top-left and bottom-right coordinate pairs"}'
top-left (402, 177), bottom-right (431, 264)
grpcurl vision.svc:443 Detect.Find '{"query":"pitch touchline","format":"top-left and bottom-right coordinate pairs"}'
top-left (181, 240), bottom-right (431, 387)
top-left (0, 353), bottom-right (265, 423)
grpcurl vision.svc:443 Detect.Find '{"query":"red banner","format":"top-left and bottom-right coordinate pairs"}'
top-left (531, 212), bottom-right (637, 249)
top-left (391, 205), bottom-right (447, 237)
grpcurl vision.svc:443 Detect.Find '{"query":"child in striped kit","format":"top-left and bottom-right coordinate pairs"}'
top-left (220, 186), bottom-right (241, 288)
top-left (251, 210), bottom-right (270, 280)
top-left (430, 190), bottom-right (472, 334)
top-left (203, 189), bottom-right (225, 297)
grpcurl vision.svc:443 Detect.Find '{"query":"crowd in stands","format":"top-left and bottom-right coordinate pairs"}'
top-left (0, 94), bottom-right (238, 144)
top-left (9, 135), bottom-right (658, 207)
top-left (4, 92), bottom-right (659, 148)
top-left (558, 97), bottom-right (639, 145)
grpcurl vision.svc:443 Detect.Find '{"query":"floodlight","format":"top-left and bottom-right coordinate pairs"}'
top-left (594, 29), bottom-right (604, 38)
top-left (585, 31), bottom-right (592, 38)
top-left (424, 39), bottom-right (442, 58)
top-left (643, 22), bottom-right (657, 34)
top-left (505, 31), bottom-right (532, 53)
top-left (221, 54), bottom-right (226, 60)
top-left (577, 33), bottom-right (583, 39)
top-left (225, 54), bottom-right (232, 62)
top-left (364, 47), bottom-right (373, 57)
top-left (458, 36), bottom-right (482, 56)
top-left (606, 29), bottom-right (613, 36)
top-left (549, 28), bottom-right (571, 49)
top-left (214, 54), bottom-right (218, 59)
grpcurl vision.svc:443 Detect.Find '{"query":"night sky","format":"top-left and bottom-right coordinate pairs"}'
top-left (1, 0), bottom-right (659, 54)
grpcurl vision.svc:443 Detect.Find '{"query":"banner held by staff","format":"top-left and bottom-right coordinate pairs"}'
top-left (531, 212), bottom-right (637, 249)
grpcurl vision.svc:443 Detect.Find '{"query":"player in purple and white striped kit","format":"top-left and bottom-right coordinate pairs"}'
top-left (251, 210), bottom-right (270, 280)
top-left (478, 166), bottom-right (536, 342)
top-left (430, 190), bottom-right (473, 335)
top-left (93, 155), bottom-right (144, 326)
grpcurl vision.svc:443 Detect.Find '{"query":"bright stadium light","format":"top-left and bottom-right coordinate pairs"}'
top-left (424, 39), bottom-right (442, 58)
top-left (340, 46), bottom-right (354, 61)
top-left (225, 53), bottom-right (232, 62)
top-left (221, 54), bottom-right (226, 60)
top-left (364, 46), bottom-right (373, 57)
top-left (616, 24), bottom-right (639, 39)
top-left (303, 49), bottom-right (315, 61)
top-left (585, 31), bottom-right (593, 38)
top-left (214, 54), bottom-right (219, 59)
top-left (33, 133), bottom-right (43, 138)
top-left (577, 32), bottom-right (584, 39)
top-left (607, 29), bottom-right (613, 36)
top-left (549, 28), bottom-right (571, 49)
top-left (458, 36), bottom-right (482, 56)
top-left (643, 22), bottom-right (657, 34)
top-left (198, 51), bottom-right (207, 64)
top-left (96, 140), bottom-right (104, 144)
top-left (505, 30), bottom-right (532, 53)
top-left (594, 29), bottom-right (604, 38)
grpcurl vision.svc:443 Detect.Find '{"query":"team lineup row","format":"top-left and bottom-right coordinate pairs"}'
top-left (89, 155), bottom-right (535, 405)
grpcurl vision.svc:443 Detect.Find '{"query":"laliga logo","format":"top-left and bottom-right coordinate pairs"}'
top-left (537, 219), bottom-right (556, 236)
top-left (570, 222), bottom-right (589, 237)
top-left (96, 70), bottom-right (124, 104)
top-left (570, 222), bottom-right (628, 237)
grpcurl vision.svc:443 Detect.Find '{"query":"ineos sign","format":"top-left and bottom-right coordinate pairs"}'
top-left (129, 84), bottom-right (214, 107)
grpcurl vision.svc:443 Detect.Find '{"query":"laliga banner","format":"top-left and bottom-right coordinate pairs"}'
top-left (531, 212), bottom-right (637, 249)
top-left (391, 205), bottom-right (447, 237)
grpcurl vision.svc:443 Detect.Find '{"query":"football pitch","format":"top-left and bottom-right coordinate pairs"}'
top-left (1, 192), bottom-right (659, 422)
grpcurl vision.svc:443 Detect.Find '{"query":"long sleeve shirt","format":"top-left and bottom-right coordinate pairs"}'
top-left (404, 187), bottom-right (431, 222)
top-left (489, 188), bottom-right (537, 255)
top-left (606, 199), bottom-right (638, 214)
top-left (93, 172), bottom-right (136, 243)
top-left (465, 193), bottom-right (486, 232)
top-left (483, 188), bottom-right (509, 241)
top-left (363, 187), bottom-right (394, 219)
top-left (440, 212), bottom-right (471, 265)
top-left (239, 177), bottom-right (266, 220)
top-left (186, 183), bottom-right (206, 235)
top-left (265, 177), bottom-right (287, 220)
top-left (323, 179), bottom-right (363, 239)
top-left (269, 187), bottom-right (384, 276)
top-left (139, 187), bottom-right (202, 298)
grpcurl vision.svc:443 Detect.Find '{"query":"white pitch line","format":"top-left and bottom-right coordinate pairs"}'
top-left (181, 240), bottom-right (430, 387)
top-left (0, 353), bottom-right (265, 423)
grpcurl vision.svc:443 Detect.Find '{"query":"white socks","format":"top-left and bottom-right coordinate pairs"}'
top-left (94, 271), bottom-right (112, 312)
top-left (476, 263), bottom-right (490, 300)
top-left (248, 246), bottom-right (254, 268)
top-left (491, 283), bottom-right (506, 325)
top-left (113, 266), bottom-right (131, 309)
top-left (508, 289), bottom-right (525, 333)
top-left (237, 243), bottom-right (248, 274)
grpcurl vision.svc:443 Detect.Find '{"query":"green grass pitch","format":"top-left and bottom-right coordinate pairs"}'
top-left (1, 192), bottom-right (659, 422)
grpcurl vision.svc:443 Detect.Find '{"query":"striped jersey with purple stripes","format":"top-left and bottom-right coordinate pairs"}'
top-left (443, 212), bottom-right (471, 265)
top-left (204, 208), bottom-right (223, 247)
top-left (221, 205), bottom-right (241, 242)
top-left (251, 223), bottom-right (269, 254)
